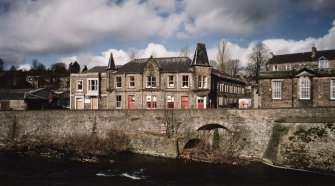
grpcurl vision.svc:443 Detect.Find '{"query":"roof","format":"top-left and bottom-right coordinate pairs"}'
top-left (116, 57), bottom-right (192, 74)
top-left (0, 88), bottom-right (57, 100)
top-left (268, 49), bottom-right (335, 64)
top-left (211, 68), bottom-right (246, 85)
top-left (84, 66), bottom-right (107, 73)
top-left (0, 89), bottom-right (32, 100)
top-left (191, 43), bottom-right (211, 67)
top-left (107, 52), bottom-right (116, 70)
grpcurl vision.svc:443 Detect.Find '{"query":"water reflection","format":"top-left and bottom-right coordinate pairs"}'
top-left (0, 152), bottom-right (334, 186)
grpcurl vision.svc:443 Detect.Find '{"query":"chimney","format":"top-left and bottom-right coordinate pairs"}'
top-left (311, 45), bottom-right (317, 60)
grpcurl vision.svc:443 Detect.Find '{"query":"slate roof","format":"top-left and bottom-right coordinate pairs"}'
top-left (191, 43), bottom-right (211, 66)
top-left (211, 68), bottom-right (246, 85)
top-left (0, 89), bottom-right (32, 100)
top-left (107, 52), bottom-right (116, 70)
top-left (268, 49), bottom-right (335, 64)
top-left (0, 88), bottom-right (57, 100)
top-left (84, 66), bottom-right (107, 73)
top-left (116, 57), bottom-right (192, 74)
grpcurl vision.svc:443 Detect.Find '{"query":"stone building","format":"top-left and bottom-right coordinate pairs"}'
top-left (259, 47), bottom-right (335, 108)
top-left (70, 43), bottom-right (245, 110)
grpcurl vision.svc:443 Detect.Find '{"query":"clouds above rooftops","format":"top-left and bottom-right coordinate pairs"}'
top-left (0, 0), bottom-right (335, 67)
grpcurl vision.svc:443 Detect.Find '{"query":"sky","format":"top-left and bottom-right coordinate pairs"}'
top-left (1, 0), bottom-right (335, 70)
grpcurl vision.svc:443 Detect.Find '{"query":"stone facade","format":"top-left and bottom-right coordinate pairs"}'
top-left (70, 43), bottom-right (245, 110)
top-left (259, 47), bottom-right (335, 108)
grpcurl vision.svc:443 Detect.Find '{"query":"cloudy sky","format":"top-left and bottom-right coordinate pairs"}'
top-left (1, 0), bottom-right (335, 70)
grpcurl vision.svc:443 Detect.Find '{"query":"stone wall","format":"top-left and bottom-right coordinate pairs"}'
top-left (0, 108), bottom-right (334, 173)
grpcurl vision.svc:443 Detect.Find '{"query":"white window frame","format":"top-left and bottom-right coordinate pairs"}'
top-left (146, 75), bottom-right (156, 88)
top-left (146, 95), bottom-right (157, 109)
top-left (128, 76), bottom-right (135, 88)
top-left (167, 75), bottom-right (174, 88)
top-left (116, 76), bottom-right (122, 88)
top-left (182, 75), bottom-right (189, 88)
top-left (166, 95), bottom-right (174, 109)
top-left (272, 80), bottom-right (282, 100)
top-left (300, 77), bottom-right (311, 100)
top-left (285, 65), bottom-right (291, 71)
top-left (87, 78), bottom-right (99, 96)
top-left (331, 79), bottom-right (335, 100)
top-left (116, 95), bottom-right (122, 109)
top-left (318, 57), bottom-right (329, 69)
top-left (198, 75), bottom-right (207, 88)
top-left (77, 80), bottom-right (83, 92)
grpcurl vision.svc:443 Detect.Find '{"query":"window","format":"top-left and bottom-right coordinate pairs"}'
top-left (116, 76), bottom-right (122, 88)
top-left (146, 95), bottom-right (157, 109)
top-left (87, 78), bottom-right (98, 95)
top-left (146, 75), bottom-right (156, 88)
top-left (167, 75), bottom-right (174, 88)
top-left (129, 76), bottom-right (135, 88)
top-left (198, 75), bottom-right (207, 88)
top-left (167, 96), bottom-right (174, 109)
top-left (285, 65), bottom-right (291, 71)
top-left (300, 77), bottom-right (310, 99)
top-left (116, 95), bottom-right (122, 109)
top-left (273, 65), bottom-right (278, 71)
top-left (182, 75), bottom-right (189, 88)
top-left (272, 81), bottom-right (282, 99)
top-left (331, 80), bottom-right (335, 100)
top-left (318, 57), bottom-right (329, 69)
top-left (77, 80), bottom-right (83, 91)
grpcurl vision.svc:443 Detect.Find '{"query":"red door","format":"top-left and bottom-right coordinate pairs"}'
top-left (197, 98), bottom-right (204, 109)
top-left (1, 101), bottom-right (9, 110)
top-left (128, 95), bottom-right (136, 109)
top-left (181, 96), bottom-right (189, 109)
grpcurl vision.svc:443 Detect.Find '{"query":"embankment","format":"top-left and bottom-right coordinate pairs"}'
top-left (0, 108), bottom-right (334, 174)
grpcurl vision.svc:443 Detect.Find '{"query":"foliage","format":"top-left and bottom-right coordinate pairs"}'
top-left (82, 65), bottom-right (88, 72)
top-left (68, 61), bottom-right (81, 73)
top-left (0, 58), bottom-right (5, 71)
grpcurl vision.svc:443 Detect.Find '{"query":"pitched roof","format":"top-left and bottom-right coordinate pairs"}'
top-left (116, 57), bottom-right (192, 74)
top-left (84, 66), bottom-right (107, 73)
top-left (268, 49), bottom-right (335, 64)
top-left (211, 68), bottom-right (246, 84)
top-left (0, 89), bottom-right (31, 100)
top-left (191, 43), bottom-right (211, 66)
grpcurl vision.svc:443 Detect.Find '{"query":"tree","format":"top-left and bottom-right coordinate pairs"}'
top-left (82, 65), bottom-right (88, 72)
top-left (179, 45), bottom-right (190, 57)
top-left (246, 42), bottom-right (271, 83)
top-left (0, 58), bottom-right (5, 71)
top-left (68, 61), bottom-right (80, 73)
top-left (226, 59), bottom-right (241, 77)
top-left (216, 41), bottom-right (231, 72)
top-left (50, 62), bottom-right (68, 76)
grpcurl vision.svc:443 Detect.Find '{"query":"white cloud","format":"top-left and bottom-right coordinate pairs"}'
top-left (60, 43), bottom-right (180, 69)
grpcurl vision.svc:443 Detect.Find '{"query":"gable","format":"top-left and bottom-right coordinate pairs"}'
top-left (294, 68), bottom-right (316, 77)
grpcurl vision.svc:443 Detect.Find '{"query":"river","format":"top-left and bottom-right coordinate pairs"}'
top-left (0, 152), bottom-right (334, 186)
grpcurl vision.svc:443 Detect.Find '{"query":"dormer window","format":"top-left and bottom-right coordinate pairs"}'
top-left (318, 57), bottom-right (329, 69)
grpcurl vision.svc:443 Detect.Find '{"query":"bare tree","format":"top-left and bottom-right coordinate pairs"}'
top-left (246, 42), bottom-right (271, 83)
top-left (216, 40), bottom-right (231, 72)
top-left (209, 60), bottom-right (218, 69)
top-left (179, 45), bottom-right (190, 57)
top-left (226, 59), bottom-right (241, 77)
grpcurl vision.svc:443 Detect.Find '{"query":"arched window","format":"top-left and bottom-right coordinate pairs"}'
top-left (300, 77), bottom-right (310, 99)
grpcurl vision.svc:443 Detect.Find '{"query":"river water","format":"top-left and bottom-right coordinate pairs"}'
top-left (0, 152), bottom-right (334, 186)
